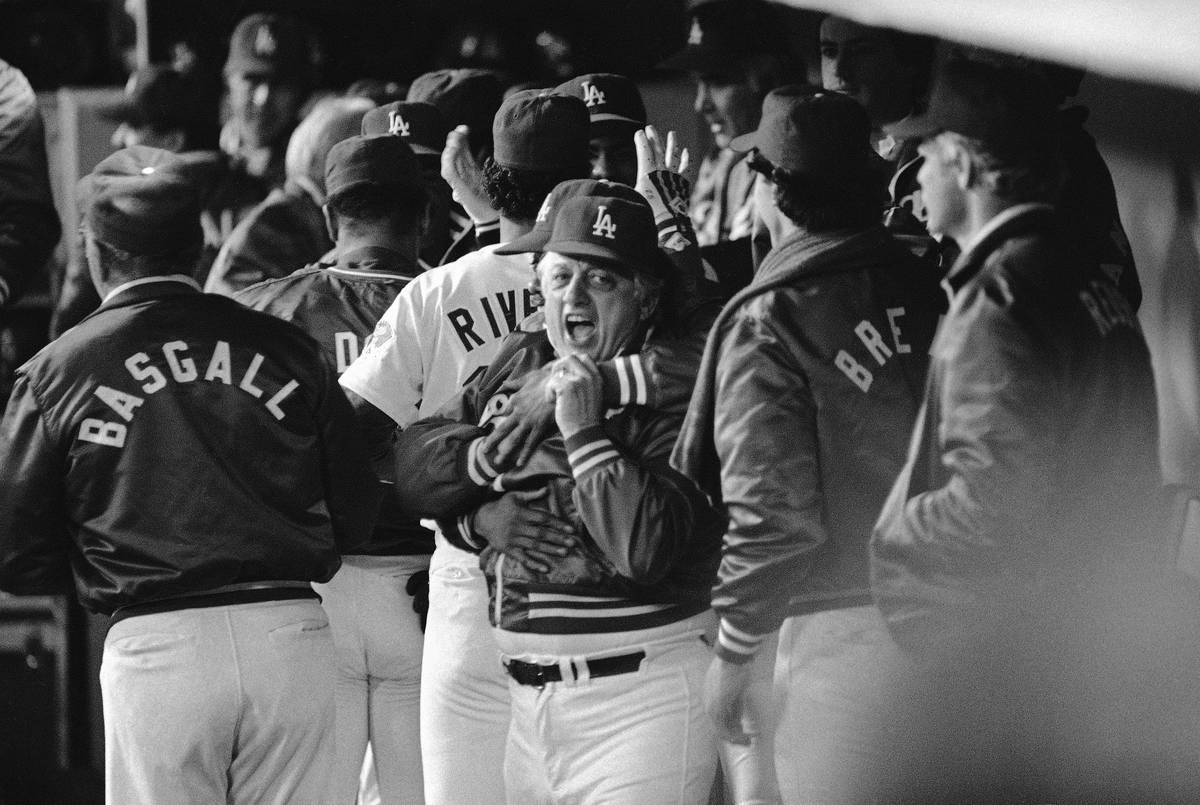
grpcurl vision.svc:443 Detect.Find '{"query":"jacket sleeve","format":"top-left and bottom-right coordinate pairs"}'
top-left (0, 64), bottom-right (60, 307)
top-left (710, 305), bottom-right (825, 663)
top-left (871, 280), bottom-right (1058, 651)
top-left (0, 373), bottom-right (73, 595)
top-left (566, 414), bottom-right (716, 586)
top-left (314, 354), bottom-right (381, 554)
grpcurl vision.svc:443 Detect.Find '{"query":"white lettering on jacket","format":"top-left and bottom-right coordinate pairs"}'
top-left (835, 307), bottom-right (912, 393)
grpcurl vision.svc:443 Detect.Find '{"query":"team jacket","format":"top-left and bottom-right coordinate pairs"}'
top-left (0, 279), bottom-right (378, 614)
top-left (392, 331), bottom-right (724, 636)
top-left (673, 226), bottom-right (943, 663)
top-left (235, 246), bottom-right (434, 556)
top-left (205, 180), bottom-right (331, 297)
top-left (870, 205), bottom-right (1162, 657)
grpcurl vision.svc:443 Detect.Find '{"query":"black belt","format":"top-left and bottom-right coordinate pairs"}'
top-left (503, 650), bottom-right (646, 687)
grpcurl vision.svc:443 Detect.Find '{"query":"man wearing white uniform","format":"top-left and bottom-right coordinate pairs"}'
top-left (339, 88), bottom-right (591, 805)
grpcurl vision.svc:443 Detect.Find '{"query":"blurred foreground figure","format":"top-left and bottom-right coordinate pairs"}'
top-left (0, 146), bottom-right (378, 804)
top-left (870, 59), bottom-right (1200, 803)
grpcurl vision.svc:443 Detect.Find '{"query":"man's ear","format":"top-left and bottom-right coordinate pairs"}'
top-left (322, 204), bottom-right (338, 243)
top-left (951, 143), bottom-right (975, 191)
top-left (638, 283), bottom-right (661, 321)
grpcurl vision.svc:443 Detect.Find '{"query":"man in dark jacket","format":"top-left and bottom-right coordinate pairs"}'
top-left (235, 133), bottom-right (431, 805)
top-left (869, 59), bottom-right (1186, 801)
top-left (673, 87), bottom-right (941, 803)
top-left (0, 146), bottom-right (378, 804)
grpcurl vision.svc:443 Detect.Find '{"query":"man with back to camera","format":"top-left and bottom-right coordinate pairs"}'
top-left (235, 133), bottom-right (432, 804)
top-left (868, 59), bottom-right (1182, 800)
top-left (673, 87), bottom-right (941, 804)
top-left (0, 145), bottom-right (379, 804)
top-left (338, 88), bottom-right (592, 805)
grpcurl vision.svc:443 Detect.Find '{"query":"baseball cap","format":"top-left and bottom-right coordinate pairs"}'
top-left (541, 196), bottom-right (665, 279)
top-left (492, 90), bottom-right (590, 172)
top-left (224, 12), bottom-right (315, 81)
top-left (659, 0), bottom-right (771, 74)
top-left (887, 58), bottom-right (1060, 162)
top-left (730, 86), bottom-right (874, 179)
top-left (554, 74), bottom-right (646, 133)
top-left (496, 178), bottom-right (647, 256)
top-left (325, 135), bottom-right (425, 201)
top-left (102, 65), bottom-right (194, 131)
top-left (361, 101), bottom-right (448, 155)
top-left (407, 68), bottom-right (503, 153)
top-left (78, 146), bottom-right (201, 255)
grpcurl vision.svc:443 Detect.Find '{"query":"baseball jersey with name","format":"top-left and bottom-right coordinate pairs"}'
top-left (339, 244), bottom-right (538, 426)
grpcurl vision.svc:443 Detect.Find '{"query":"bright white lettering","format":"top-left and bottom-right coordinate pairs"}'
top-left (162, 340), bottom-right (197, 382)
top-left (855, 321), bottom-right (893, 366)
top-left (78, 418), bottom-right (126, 447)
top-left (886, 307), bottom-right (911, 354)
top-left (264, 379), bottom-right (299, 421)
top-left (835, 350), bottom-right (873, 392)
top-left (239, 353), bottom-right (265, 398)
top-left (125, 352), bottom-right (166, 394)
top-left (204, 341), bottom-right (233, 384)
top-left (94, 385), bottom-right (145, 422)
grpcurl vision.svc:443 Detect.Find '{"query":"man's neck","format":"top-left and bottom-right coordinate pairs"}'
top-left (951, 194), bottom-right (1014, 250)
top-left (499, 217), bottom-right (533, 244)
top-left (336, 230), bottom-right (418, 263)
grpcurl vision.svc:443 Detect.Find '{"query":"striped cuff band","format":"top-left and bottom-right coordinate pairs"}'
top-left (715, 619), bottom-right (764, 664)
top-left (564, 426), bottom-right (620, 479)
top-left (466, 437), bottom-right (501, 487)
top-left (612, 355), bottom-right (648, 406)
top-left (457, 514), bottom-right (484, 551)
top-left (474, 218), bottom-right (501, 234)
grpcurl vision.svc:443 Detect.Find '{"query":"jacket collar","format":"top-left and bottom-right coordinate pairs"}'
top-left (101, 275), bottom-right (201, 309)
top-left (944, 203), bottom-right (1055, 296)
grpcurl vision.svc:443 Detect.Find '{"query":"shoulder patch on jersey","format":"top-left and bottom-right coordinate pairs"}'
top-left (363, 318), bottom-right (394, 355)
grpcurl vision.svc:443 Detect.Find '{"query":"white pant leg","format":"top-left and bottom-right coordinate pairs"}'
top-left (420, 542), bottom-right (509, 805)
top-left (318, 555), bottom-right (429, 805)
top-left (773, 606), bottom-right (910, 805)
top-left (101, 608), bottom-right (237, 805)
top-left (504, 632), bottom-right (718, 805)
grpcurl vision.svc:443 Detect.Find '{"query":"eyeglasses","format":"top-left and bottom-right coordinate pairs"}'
top-left (745, 148), bottom-right (776, 178)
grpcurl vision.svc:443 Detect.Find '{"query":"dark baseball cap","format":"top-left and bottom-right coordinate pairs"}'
top-left (542, 196), bottom-right (665, 279)
top-left (554, 73), bottom-right (646, 132)
top-left (225, 12), bottom-right (314, 81)
top-left (730, 86), bottom-right (874, 179)
top-left (78, 146), bottom-right (201, 255)
top-left (659, 0), bottom-right (770, 74)
top-left (407, 68), bottom-right (503, 153)
top-left (496, 178), bottom-right (647, 256)
top-left (361, 101), bottom-right (448, 155)
top-left (492, 90), bottom-right (590, 173)
top-left (325, 134), bottom-right (425, 201)
top-left (888, 58), bottom-right (1060, 162)
top-left (102, 65), bottom-right (194, 131)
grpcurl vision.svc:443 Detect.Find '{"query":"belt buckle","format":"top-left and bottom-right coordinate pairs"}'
top-left (531, 664), bottom-right (548, 689)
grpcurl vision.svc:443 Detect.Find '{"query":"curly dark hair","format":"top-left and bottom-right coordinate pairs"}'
top-left (771, 166), bottom-right (886, 232)
top-left (481, 158), bottom-right (588, 223)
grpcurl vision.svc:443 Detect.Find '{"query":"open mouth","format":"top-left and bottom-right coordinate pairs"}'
top-left (564, 313), bottom-right (596, 343)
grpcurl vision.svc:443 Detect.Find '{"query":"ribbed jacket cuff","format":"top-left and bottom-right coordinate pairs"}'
top-left (564, 426), bottom-right (620, 479)
top-left (474, 218), bottom-right (501, 234)
top-left (610, 354), bottom-right (648, 406)
top-left (465, 437), bottom-right (504, 490)
top-left (715, 619), bottom-right (765, 664)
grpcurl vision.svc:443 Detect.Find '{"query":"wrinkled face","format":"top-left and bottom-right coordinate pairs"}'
top-left (916, 135), bottom-right (967, 241)
top-left (819, 17), bottom-right (914, 129)
top-left (589, 132), bottom-right (638, 186)
top-left (539, 252), bottom-right (653, 361)
top-left (225, 72), bottom-right (304, 149)
top-left (693, 74), bottom-right (760, 150)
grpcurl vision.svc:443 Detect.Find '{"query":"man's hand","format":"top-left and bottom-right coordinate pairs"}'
top-left (705, 655), bottom-right (760, 745)
top-left (634, 125), bottom-right (692, 226)
top-left (481, 365), bottom-right (556, 469)
top-left (472, 488), bottom-right (577, 574)
top-left (441, 125), bottom-right (496, 224)
top-left (405, 570), bottom-right (429, 632)
top-left (545, 355), bottom-right (604, 439)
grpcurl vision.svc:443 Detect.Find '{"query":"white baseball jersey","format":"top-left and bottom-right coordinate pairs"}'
top-left (339, 244), bottom-right (539, 427)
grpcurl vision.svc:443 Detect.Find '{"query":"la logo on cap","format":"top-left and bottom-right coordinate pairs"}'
top-left (536, 196), bottom-right (553, 224)
top-left (254, 24), bottom-right (278, 57)
top-left (387, 111), bottom-right (410, 137)
top-left (592, 205), bottom-right (617, 239)
top-left (688, 18), bottom-right (703, 46)
top-left (581, 81), bottom-right (606, 107)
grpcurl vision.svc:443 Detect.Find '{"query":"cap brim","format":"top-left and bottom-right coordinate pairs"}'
top-left (494, 228), bottom-right (551, 256)
top-left (885, 112), bottom-right (944, 141)
top-left (541, 239), bottom-right (650, 277)
top-left (727, 130), bottom-right (761, 153)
